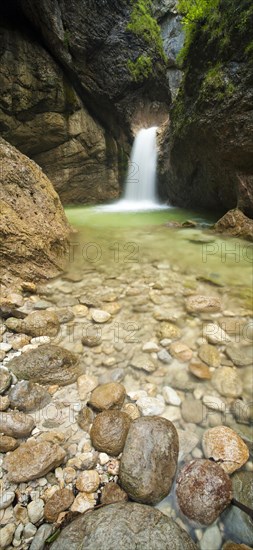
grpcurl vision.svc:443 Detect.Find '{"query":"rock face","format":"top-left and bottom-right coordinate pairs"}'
top-left (50, 502), bottom-right (197, 550)
top-left (158, 0), bottom-right (253, 219)
top-left (0, 1), bottom-right (170, 204)
top-left (214, 209), bottom-right (253, 242)
top-left (119, 416), bottom-right (179, 504)
top-left (8, 344), bottom-right (81, 385)
top-left (0, 138), bottom-right (70, 284)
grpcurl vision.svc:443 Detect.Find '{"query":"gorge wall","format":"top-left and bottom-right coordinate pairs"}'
top-left (158, 0), bottom-right (253, 219)
top-left (0, 0), bottom-right (171, 204)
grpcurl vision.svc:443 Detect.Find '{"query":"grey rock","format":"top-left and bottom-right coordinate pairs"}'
top-left (30, 524), bottom-right (53, 550)
top-left (0, 411), bottom-right (35, 438)
top-left (0, 370), bottom-right (12, 395)
top-left (119, 416), bottom-right (179, 504)
top-left (8, 381), bottom-right (51, 412)
top-left (226, 345), bottom-right (253, 367)
top-left (8, 344), bottom-right (81, 386)
top-left (222, 471), bottom-right (253, 546)
top-left (50, 502), bottom-right (197, 550)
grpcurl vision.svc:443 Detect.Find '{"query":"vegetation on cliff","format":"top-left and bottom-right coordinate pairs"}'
top-left (127, 0), bottom-right (166, 82)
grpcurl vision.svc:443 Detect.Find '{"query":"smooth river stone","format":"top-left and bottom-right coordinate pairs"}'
top-left (50, 502), bottom-right (197, 550)
top-left (198, 343), bottom-right (220, 368)
top-left (156, 322), bottom-right (182, 340)
top-left (203, 323), bottom-right (230, 344)
top-left (0, 369), bottom-right (12, 394)
top-left (169, 342), bottom-right (193, 362)
top-left (8, 344), bottom-right (81, 385)
top-left (75, 470), bottom-right (100, 493)
top-left (0, 434), bottom-right (19, 452)
top-left (6, 310), bottom-right (60, 337)
top-left (0, 411), bottom-right (35, 438)
top-left (90, 410), bottom-right (131, 455)
top-left (3, 440), bottom-right (66, 482)
top-left (176, 459), bottom-right (232, 525)
top-left (91, 309), bottom-right (111, 323)
top-left (8, 380), bottom-right (51, 412)
top-left (202, 426), bottom-right (249, 474)
top-left (222, 471), bottom-right (253, 546)
top-left (225, 345), bottom-right (253, 367)
top-left (185, 295), bottom-right (221, 313)
top-left (88, 382), bottom-right (126, 411)
top-left (119, 417), bottom-right (179, 505)
top-left (212, 366), bottom-right (243, 397)
top-left (44, 488), bottom-right (74, 522)
top-left (188, 361), bottom-right (212, 380)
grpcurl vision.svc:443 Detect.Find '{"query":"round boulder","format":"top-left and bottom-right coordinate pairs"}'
top-left (119, 416), bottom-right (179, 504)
top-left (50, 502), bottom-right (197, 550)
top-left (90, 410), bottom-right (131, 455)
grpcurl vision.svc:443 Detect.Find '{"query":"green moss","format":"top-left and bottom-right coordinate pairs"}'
top-left (63, 80), bottom-right (78, 113)
top-left (128, 55), bottom-right (153, 82)
top-left (200, 63), bottom-right (236, 101)
top-left (127, 0), bottom-right (166, 62)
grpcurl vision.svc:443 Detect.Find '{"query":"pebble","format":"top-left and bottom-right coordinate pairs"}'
top-left (181, 399), bottom-right (206, 424)
top-left (0, 491), bottom-right (15, 510)
top-left (198, 343), bottom-right (220, 367)
top-left (101, 482), bottom-right (128, 505)
top-left (75, 470), bottom-right (100, 493)
top-left (185, 295), bottom-right (221, 313)
top-left (0, 434), bottom-right (19, 452)
top-left (157, 322), bottom-right (182, 340)
top-left (169, 342), bottom-right (193, 362)
top-left (0, 342), bottom-right (12, 352)
top-left (176, 459), bottom-right (232, 524)
top-left (226, 345), bottom-right (253, 367)
top-left (130, 354), bottom-right (156, 372)
top-left (119, 417), bottom-right (179, 505)
top-left (67, 451), bottom-right (98, 470)
top-left (136, 395), bottom-right (165, 416)
top-left (142, 342), bottom-right (159, 353)
top-left (31, 336), bottom-right (51, 345)
top-left (89, 382), bottom-right (126, 411)
top-left (6, 310), bottom-right (60, 337)
top-left (27, 499), bottom-right (45, 524)
top-left (0, 410), bottom-right (35, 438)
top-left (23, 522), bottom-right (37, 540)
top-left (200, 525), bottom-right (222, 550)
top-left (202, 395), bottom-right (226, 411)
top-left (77, 406), bottom-right (94, 431)
top-left (0, 522), bottom-right (16, 548)
top-left (212, 366), bottom-right (243, 397)
top-left (157, 349), bottom-right (172, 364)
top-left (188, 361), bottom-right (212, 380)
top-left (177, 430), bottom-right (199, 462)
top-left (8, 344), bottom-right (81, 386)
top-left (0, 369), bottom-right (12, 394)
top-left (72, 304), bottom-right (88, 317)
top-left (202, 426), bottom-right (249, 473)
top-left (203, 323), bottom-right (230, 344)
top-left (44, 488), bottom-right (74, 522)
top-left (99, 452), bottom-right (110, 465)
top-left (121, 402), bottom-right (140, 420)
top-left (70, 492), bottom-right (96, 513)
top-left (162, 386), bottom-right (181, 406)
top-left (161, 405), bottom-right (182, 422)
top-left (3, 440), bottom-right (66, 482)
top-left (77, 374), bottom-right (98, 400)
top-left (90, 410), bottom-right (131, 455)
top-left (91, 309), bottom-right (111, 323)
top-left (29, 523), bottom-right (53, 550)
top-left (8, 380), bottom-right (51, 412)
top-left (11, 334), bottom-right (31, 350)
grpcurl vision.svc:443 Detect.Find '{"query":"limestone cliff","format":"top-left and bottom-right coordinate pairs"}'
top-left (0, 138), bottom-right (70, 286)
top-left (158, 0), bottom-right (253, 219)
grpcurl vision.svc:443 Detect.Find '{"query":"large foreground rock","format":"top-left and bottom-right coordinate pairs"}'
top-left (119, 416), bottom-right (179, 504)
top-left (0, 138), bottom-right (70, 285)
top-left (8, 344), bottom-right (81, 385)
top-left (50, 502), bottom-right (197, 550)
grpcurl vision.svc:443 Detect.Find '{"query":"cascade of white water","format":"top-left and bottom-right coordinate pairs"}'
top-left (123, 126), bottom-right (158, 204)
top-left (96, 126), bottom-right (166, 211)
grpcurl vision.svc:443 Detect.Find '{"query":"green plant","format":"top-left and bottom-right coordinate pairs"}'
top-left (127, 0), bottom-right (166, 61)
top-left (128, 55), bottom-right (153, 82)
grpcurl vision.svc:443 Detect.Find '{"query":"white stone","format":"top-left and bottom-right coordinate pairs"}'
top-left (77, 375), bottom-right (98, 401)
top-left (13, 523), bottom-right (23, 547)
top-left (27, 499), bottom-right (44, 524)
top-left (200, 525), bottom-right (222, 550)
top-left (0, 343), bottom-right (12, 352)
top-left (0, 490), bottom-right (15, 510)
top-left (136, 396), bottom-right (165, 416)
top-left (99, 453), bottom-right (110, 465)
top-left (23, 522), bottom-right (37, 540)
top-left (157, 349), bottom-right (172, 364)
top-left (161, 406), bottom-right (182, 422)
top-left (203, 323), bottom-right (230, 344)
top-left (0, 523), bottom-right (16, 548)
top-left (70, 492), bottom-right (95, 513)
top-left (127, 390), bottom-right (147, 401)
top-left (31, 336), bottom-right (51, 345)
top-left (142, 342), bottom-right (159, 353)
top-left (91, 309), bottom-right (111, 323)
top-left (162, 386), bottom-right (181, 406)
top-left (202, 395), bottom-right (226, 411)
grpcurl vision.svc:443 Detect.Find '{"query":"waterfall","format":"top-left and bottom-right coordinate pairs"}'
top-left (123, 126), bottom-right (158, 206)
top-left (96, 126), bottom-right (166, 212)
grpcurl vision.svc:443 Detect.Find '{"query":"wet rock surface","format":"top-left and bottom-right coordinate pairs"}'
top-left (89, 382), bottom-right (126, 411)
top-left (90, 410), bottom-right (131, 456)
top-left (176, 459), bottom-right (232, 525)
top-left (50, 502), bottom-right (197, 550)
top-left (119, 416), bottom-right (179, 504)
